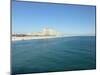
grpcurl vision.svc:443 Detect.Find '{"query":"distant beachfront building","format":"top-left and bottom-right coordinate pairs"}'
top-left (12, 27), bottom-right (60, 36)
top-left (43, 28), bottom-right (59, 36)
top-left (26, 27), bottom-right (60, 36)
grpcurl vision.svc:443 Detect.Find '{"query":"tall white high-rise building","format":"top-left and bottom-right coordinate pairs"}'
top-left (43, 27), bottom-right (59, 36)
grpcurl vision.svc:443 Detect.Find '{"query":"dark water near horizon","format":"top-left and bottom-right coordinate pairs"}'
top-left (12, 36), bottom-right (96, 74)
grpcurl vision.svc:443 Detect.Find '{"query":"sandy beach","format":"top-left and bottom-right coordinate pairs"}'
top-left (12, 36), bottom-right (64, 41)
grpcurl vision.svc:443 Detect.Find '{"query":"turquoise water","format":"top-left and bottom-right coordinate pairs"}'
top-left (12, 36), bottom-right (96, 74)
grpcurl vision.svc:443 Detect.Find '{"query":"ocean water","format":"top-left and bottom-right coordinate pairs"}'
top-left (11, 36), bottom-right (96, 74)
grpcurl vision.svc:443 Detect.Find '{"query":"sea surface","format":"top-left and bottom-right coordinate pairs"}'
top-left (12, 36), bottom-right (96, 74)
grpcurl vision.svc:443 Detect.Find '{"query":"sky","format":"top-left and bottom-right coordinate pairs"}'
top-left (12, 1), bottom-right (96, 36)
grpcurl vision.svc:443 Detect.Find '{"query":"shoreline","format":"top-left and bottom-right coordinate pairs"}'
top-left (12, 35), bottom-right (95, 42)
top-left (12, 36), bottom-right (64, 41)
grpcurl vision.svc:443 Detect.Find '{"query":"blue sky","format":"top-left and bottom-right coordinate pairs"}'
top-left (12, 1), bottom-right (96, 36)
